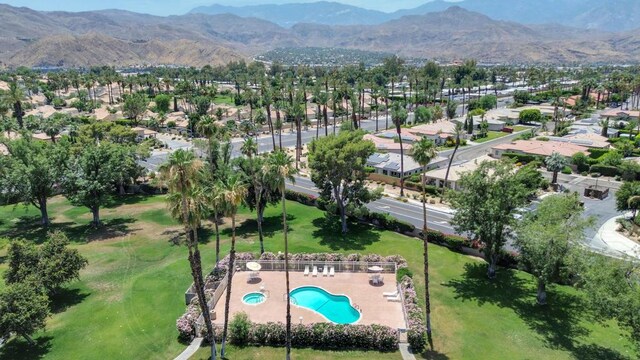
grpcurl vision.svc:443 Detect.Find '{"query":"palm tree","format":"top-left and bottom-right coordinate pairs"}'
top-left (159, 150), bottom-right (217, 360)
top-left (265, 151), bottom-right (297, 360)
top-left (241, 137), bottom-right (258, 158)
top-left (5, 81), bottom-right (25, 129)
top-left (545, 151), bottom-right (568, 185)
top-left (220, 175), bottom-right (247, 358)
top-left (440, 123), bottom-right (464, 202)
top-left (411, 138), bottom-right (437, 350)
top-left (391, 103), bottom-right (408, 196)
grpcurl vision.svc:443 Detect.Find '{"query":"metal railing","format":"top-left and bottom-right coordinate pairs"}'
top-left (234, 259), bottom-right (397, 274)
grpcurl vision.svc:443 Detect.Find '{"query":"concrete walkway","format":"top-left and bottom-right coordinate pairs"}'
top-left (173, 337), bottom-right (203, 360)
top-left (595, 214), bottom-right (640, 259)
top-left (399, 343), bottom-right (417, 360)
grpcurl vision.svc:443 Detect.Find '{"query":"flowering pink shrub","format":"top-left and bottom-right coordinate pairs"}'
top-left (235, 320), bottom-right (398, 351)
top-left (400, 275), bottom-right (426, 352)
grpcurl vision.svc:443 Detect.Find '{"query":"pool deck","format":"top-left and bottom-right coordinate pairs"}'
top-left (211, 270), bottom-right (406, 329)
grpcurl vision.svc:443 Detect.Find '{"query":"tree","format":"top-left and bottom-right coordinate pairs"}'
top-left (411, 138), bottom-right (437, 348)
top-left (5, 232), bottom-right (88, 294)
top-left (513, 90), bottom-right (530, 105)
top-left (515, 194), bottom-right (592, 305)
top-left (578, 254), bottom-right (640, 348)
top-left (616, 181), bottom-right (640, 220)
top-left (0, 138), bottom-right (65, 226)
top-left (159, 150), bottom-right (217, 360)
top-left (545, 151), bottom-right (569, 185)
top-left (220, 175), bottom-right (247, 358)
top-left (0, 281), bottom-right (49, 345)
top-left (448, 160), bottom-right (532, 278)
top-left (154, 94), bottom-right (171, 114)
top-left (446, 101), bottom-right (458, 120)
top-left (415, 105), bottom-right (433, 124)
top-left (308, 130), bottom-right (380, 233)
top-left (265, 150), bottom-right (297, 360)
top-left (62, 143), bottom-right (120, 226)
top-left (519, 109), bottom-right (542, 125)
top-left (123, 93), bottom-right (148, 123)
top-left (392, 104), bottom-right (408, 196)
top-left (4, 81), bottom-right (25, 129)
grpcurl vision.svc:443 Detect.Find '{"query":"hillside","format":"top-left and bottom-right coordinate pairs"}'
top-left (192, 0), bottom-right (640, 32)
top-left (0, 4), bottom-right (639, 67)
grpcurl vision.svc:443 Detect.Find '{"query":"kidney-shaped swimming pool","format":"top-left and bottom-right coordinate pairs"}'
top-left (289, 286), bottom-right (361, 324)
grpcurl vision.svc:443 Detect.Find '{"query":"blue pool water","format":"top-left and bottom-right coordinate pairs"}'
top-left (289, 286), bottom-right (361, 324)
top-left (242, 292), bottom-right (266, 305)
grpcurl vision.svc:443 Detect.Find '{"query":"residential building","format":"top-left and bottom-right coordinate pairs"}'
top-left (424, 155), bottom-right (495, 190)
top-left (491, 140), bottom-right (588, 159)
top-left (367, 152), bottom-right (447, 179)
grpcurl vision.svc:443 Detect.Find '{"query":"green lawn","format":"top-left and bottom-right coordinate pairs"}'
top-left (473, 131), bottom-right (509, 143)
top-left (0, 196), bottom-right (635, 360)
top-left (513, 125), bottom-right (530, 132)
top-left (213, 95), bottom-right (235, 106)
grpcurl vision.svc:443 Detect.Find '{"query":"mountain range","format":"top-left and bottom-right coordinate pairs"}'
top-left (0, 4), bottom-right (639, 68)
top-left (191, 0), bottom-right (640, 32)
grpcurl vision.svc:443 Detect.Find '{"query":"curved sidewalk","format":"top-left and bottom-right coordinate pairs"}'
top-left (595, 215), bottom-right (640, 259)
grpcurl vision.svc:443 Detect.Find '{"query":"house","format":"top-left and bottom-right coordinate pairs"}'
top-left (367, 153), bottom-right (424, 179)
top-left (569, 117), bottom-right (619, 138)
top-left (131, 127), bottom-right (158, 140)
top-left (556, 133), bottom-right (610, 149)
top-left (491, 140), bottom-right (588, 159)
top-left (405, 121), bottom-right (459, 145)
top-left (363, 134), bottom-right (411, 155)
top-left (377, 131), bottom-right (420, 143)
top-left (424, 155), bottom-right (495, 190)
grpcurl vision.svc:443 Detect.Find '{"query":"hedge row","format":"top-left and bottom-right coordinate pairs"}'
top-left (404, 181), bottom-right (440, 196)
top-left (229, 319), bottom-right (398, 352)
top-left (364, 212), bottom-right (415, 234)
top-left (501, 152), bottom-right (544, 164)
top-left (284, 189), bottom-right (318, 206)
top-left (423, 229), bottom-right (472, 251)
top-left (400, 276), bottom-right (427, 352)
top-left (589, 164), bottom-right (619, 177)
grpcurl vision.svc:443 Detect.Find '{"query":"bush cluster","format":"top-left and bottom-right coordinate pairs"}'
top-left (404, 181), bottom-right (440, 196)
top-left (589, 164), bottom-right (619, 177)
top-left (400, 276), bottom-right (427, 353)
top-left (284, 189), bottom-right (318, 206)
top-left (423, 229), bottom-right (471, 251)
top-left (364, 212), bottom-right (415, 233)
top-left (230, 318), bottom-right (398, 351)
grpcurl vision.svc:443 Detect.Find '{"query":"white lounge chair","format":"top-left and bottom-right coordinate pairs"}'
top-left (383, 290), bottom-right (398, 297)
top-left (329, 266), bottom-right (335, 277)
top-left (387, 294), bottom-right (402, 302)
top-left (312, 266), bottom-right (318, 277)
top-left (322, 266), bottom-right (328, 277)
top-left (303, 265), bottom-right (310, 276)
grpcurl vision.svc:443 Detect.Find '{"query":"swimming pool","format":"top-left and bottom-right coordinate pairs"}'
top-left (289, 286), bottom-right (361, 324)
top-left (242, 292), bottom-right (266, 305)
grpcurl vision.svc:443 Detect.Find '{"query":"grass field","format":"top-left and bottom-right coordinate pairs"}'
top-left (473, 131), bottom-right (510, 143)
top-left (0, 195), bottom-right (635, 360)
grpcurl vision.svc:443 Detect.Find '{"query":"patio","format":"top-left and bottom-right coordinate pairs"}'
top-left (211, 270), bottom-right (406, 329)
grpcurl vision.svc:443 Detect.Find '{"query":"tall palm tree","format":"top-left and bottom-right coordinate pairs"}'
top-left (440, 123), bottom-right (464, 202)
top-left (241, 137), bottom-right (258, 158)
top-left (5, 81), bottom-right (25, 129)
top-left (411, 138), bottom-right (437, 350)
top-left (265, 151), bottom-right (297, 360)
top-left (391, 103), bottom-right (408, 196)
top-left (159, 150), bottom-right (217, 360)
top-left (220, 175), bottom-right (247, 357)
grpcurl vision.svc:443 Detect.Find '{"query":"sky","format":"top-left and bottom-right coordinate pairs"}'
top-left (0, 0), bottom-right (444, 15)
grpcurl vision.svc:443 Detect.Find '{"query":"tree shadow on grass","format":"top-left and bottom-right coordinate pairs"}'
top-left (0, 216), bottom-right (138, 244)
top-left (418, 349), bottom-right (450, 360)
top-left (444, 262), bottom-right (630, 359)
top-left (49, 287), bottom-right (90, 314)
top-left (103, 194), bottom-right (159, 208)
top-left (221, 214), bottom-right (297, 239)
top-left (0, 336), bottom-right (52, 360)
top-left (311, 216), bottom-right (381, 251)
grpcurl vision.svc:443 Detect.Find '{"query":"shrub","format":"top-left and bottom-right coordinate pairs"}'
top-left (229, 312), bottom-right (251, 346)
top-left (501, 152), bottom-right (543, 164)
top-left (396, 267), bottom-right (413, 282)
top-left (365, 212), bottom-right (415, 233)
top-left (285, 190), bottom-right (317, 206)
top-left (242, 321), bottom-right (398, 351)
top-left (561, 166), bottom-right (572, 175)
top-left (588, 148), bottom-right (610, 159)
top-left (589, 164), bottom-right (619, 177)
top-left (167, 121), bottom-right (177, 128)
top-left (423, 230), bottom-right (470, 251)
top-left (400, 276), bottom-right (426, 353)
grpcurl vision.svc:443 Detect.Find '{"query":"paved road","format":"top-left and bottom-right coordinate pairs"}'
top-left (288, 176), bottom-right (456, 235)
